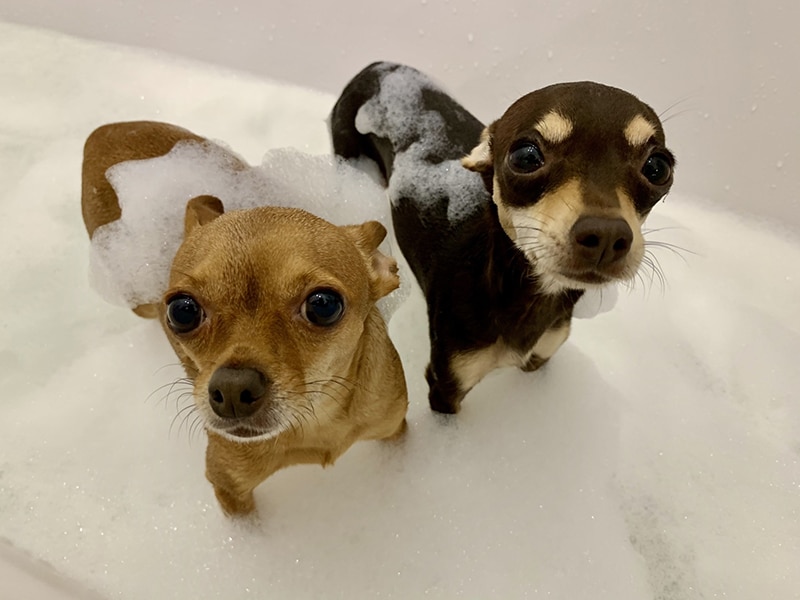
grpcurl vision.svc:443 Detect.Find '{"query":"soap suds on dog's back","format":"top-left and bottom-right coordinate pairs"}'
top-left (354, 65), bottom-right (487, 224)
top-left (89, 145), bottom-right (408, 319)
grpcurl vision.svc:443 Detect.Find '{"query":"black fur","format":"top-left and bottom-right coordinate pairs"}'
top-left (330, 62), bottom-right (585, 413)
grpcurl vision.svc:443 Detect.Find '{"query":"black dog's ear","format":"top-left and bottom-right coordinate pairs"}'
top-left (461, 124), bottom-right (495, 174)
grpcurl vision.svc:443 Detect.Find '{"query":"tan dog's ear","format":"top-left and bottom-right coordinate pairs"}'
top-left (461, 124), bottom-right (495, 173)
top-left (342, 221), bottom-right (400, 299)
top-left (184, 195), bottom-right (225, 237)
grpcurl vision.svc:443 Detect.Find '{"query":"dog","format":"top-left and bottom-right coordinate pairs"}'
top-left (82, 121), bottom-right (408, 516)
top-left (330, 62), bottom-right (675, 414)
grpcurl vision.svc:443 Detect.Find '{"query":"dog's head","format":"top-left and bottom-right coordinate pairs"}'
top-left (462, 82), bottom-right (674, 293)
top-left (159, 196), bottom-right (400, 442)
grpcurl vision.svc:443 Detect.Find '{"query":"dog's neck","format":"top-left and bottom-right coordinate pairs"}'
top-left (480, 199), bottom-right (583, 347)
top-left (341, 306), bottom-right (403, 410)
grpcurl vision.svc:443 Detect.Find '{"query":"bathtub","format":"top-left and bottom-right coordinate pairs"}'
top-left (0, 2), bottom-right (797, 598)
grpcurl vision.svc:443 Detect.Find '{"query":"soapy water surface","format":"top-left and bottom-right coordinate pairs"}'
top-left (0, 22), bottom-right (798, 600)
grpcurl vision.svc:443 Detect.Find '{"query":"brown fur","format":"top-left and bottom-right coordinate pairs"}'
top-left (81, 121), bottom-right (248, 318)
top-left (81, 121), bottom-right (408, 516)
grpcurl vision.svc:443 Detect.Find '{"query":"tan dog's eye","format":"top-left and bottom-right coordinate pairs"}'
top-left (165, 294), bottom-right (205, 334)
top-left (302, 290), bottom-right (344, 326)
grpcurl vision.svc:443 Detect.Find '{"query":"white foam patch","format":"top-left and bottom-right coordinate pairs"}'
top-left (355, 65), bottom-right (486, 223)
top-left (1, 22), bottom-right (799, 600)
top-left (89, 142), bottom-right (407, 320)
top-left (572, 284), bottom-right (620, 318)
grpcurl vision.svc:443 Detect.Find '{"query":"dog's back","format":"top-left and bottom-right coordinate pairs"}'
top-left (330, 62), bottom-right (489, 293)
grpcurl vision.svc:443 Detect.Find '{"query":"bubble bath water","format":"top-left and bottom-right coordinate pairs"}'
top-left (0, 22), bottom-right (798, 600)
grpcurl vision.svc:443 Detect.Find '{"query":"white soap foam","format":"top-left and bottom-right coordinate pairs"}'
top-left (572, 284), bottom-right (620, 318)
top-left (88, 142), bottom-right (408, 320)
top-left (0, 22), bottom-right (798, 600)
top-left (355, 65), bottom-right (486, 223)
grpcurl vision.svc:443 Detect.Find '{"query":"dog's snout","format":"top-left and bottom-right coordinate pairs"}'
top-left (207, 367), bottom-right (268, 419)
top-left (571, 216), bottom-right (633, 267)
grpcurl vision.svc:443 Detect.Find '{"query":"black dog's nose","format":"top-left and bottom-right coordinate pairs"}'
top-left (207, 367), bottom-right (268, 419)
top-left (571, 216), bottom-right (633, 267)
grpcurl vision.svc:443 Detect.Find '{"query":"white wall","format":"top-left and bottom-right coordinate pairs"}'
top-left (3, 0), bottom-right (798, 230)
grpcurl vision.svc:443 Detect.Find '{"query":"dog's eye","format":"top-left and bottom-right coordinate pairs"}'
top-left (303, 290), bottom-right (344, 326)
top-left (166, 294), bottom-right (204, 333)
top-left (508, 142), bottom-right (544, 173)
top-left (642, 153), bottom-right (672, 186)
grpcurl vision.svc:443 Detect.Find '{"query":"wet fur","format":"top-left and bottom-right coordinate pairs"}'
top-left (330, 62), bottom-right (674, 414)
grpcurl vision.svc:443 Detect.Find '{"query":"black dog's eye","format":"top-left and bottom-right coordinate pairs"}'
top-left (508, 142), bottom-right (545, 173)
top-left (166, 294), bottom-right (204, 334)
top-left (642, 153), bottom-right (672, 186)
top-left (303, 290), bottom-right (344, 326)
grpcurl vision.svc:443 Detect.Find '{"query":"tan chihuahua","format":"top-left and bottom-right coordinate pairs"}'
top-left (82, 121), bottom-right (408, 516)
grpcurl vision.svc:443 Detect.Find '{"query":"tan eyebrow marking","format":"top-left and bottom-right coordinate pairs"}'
top-left (535, 111), bottom-right (574, 144)
top-left (624, 115), bottom-right (657, 147)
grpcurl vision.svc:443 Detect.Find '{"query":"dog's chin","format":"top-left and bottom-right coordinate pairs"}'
top-left (537, 266), bottom-right (635, 294)
top-left (206, 421), bottom-right (286, 443)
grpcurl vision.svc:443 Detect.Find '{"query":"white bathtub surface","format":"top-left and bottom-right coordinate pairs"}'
top-left (2, 0), bottom-right (799, 230)
top-left (0, 540), bottom-right (102, 600)
top-left (0, 20), bottom-right (798, 600)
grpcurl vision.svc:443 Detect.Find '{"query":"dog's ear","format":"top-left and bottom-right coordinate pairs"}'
top-left (342, 221), bottom-right (400, 299)
top-left (184, 195), bottom-right (224, 237)
top-left (461, 124), bottom-right (495, 173)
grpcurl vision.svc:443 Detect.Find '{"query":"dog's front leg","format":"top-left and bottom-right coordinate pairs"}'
top-left (425, 356), bottom-right (468, 414)
top-left (205, 432), bottom-right (280, 517)
top-left (519, 319), bottom-right (572, 373)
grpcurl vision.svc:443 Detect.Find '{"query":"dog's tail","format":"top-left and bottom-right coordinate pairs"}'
top-left (329, 62), bottom-right (400, 180)
top-left (329, 62), bottom-right (484, 181)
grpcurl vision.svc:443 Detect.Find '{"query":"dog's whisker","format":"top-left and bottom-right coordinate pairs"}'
top-left (305, 377), bottom-right (354, 393)
top-left (644, 239), bottom-right (695, 263)
top-left (636, 266), bottom-right (653, 297)
top-left (174, 404), bottom-right (198, 441)
top-left (328, 374), bottom-right (361, 386)
top-left (658, 94), bottom-right (696, 120)
top-left (175, 389), bottom-right (194, 405)
top-left (294, 387), bottom-right (347, 410)
top-left (327, 374), bottom-right (379, 396)
top-left (298, 397), bottom-right (319, 421)
top-left (644, 252), bottom-right (669, 294)
top-left (639, 256), bottom-right (661, 293)
top-left (513, 235), bottom-right (545, 245)
top-left (290, 413), bottom-right (304, 438)
top-left (152, 362), bottom-right (186, 375)
top-left (516, 242), bottom-right (549, 254)
top-left (642, 225), bottom-right (686, 235)
top-left (145, 377), bottom-right (192, 406)
top-left (188, 415), bottom-right (205, 446)
top-left (660, 107), bottom-right (695, 124)
top-left (513, 227), bottom-right (545, 236)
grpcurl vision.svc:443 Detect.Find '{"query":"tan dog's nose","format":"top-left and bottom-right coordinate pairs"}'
top-left (207, 367), bottom-right (268, 419)
top-left (571, 216), bottom-right (633, 268)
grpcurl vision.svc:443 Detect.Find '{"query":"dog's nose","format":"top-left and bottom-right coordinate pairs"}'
top-left (207, 367), bottom-right (268, 419)
top-left (570, 216), bottom-right (633, 267)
